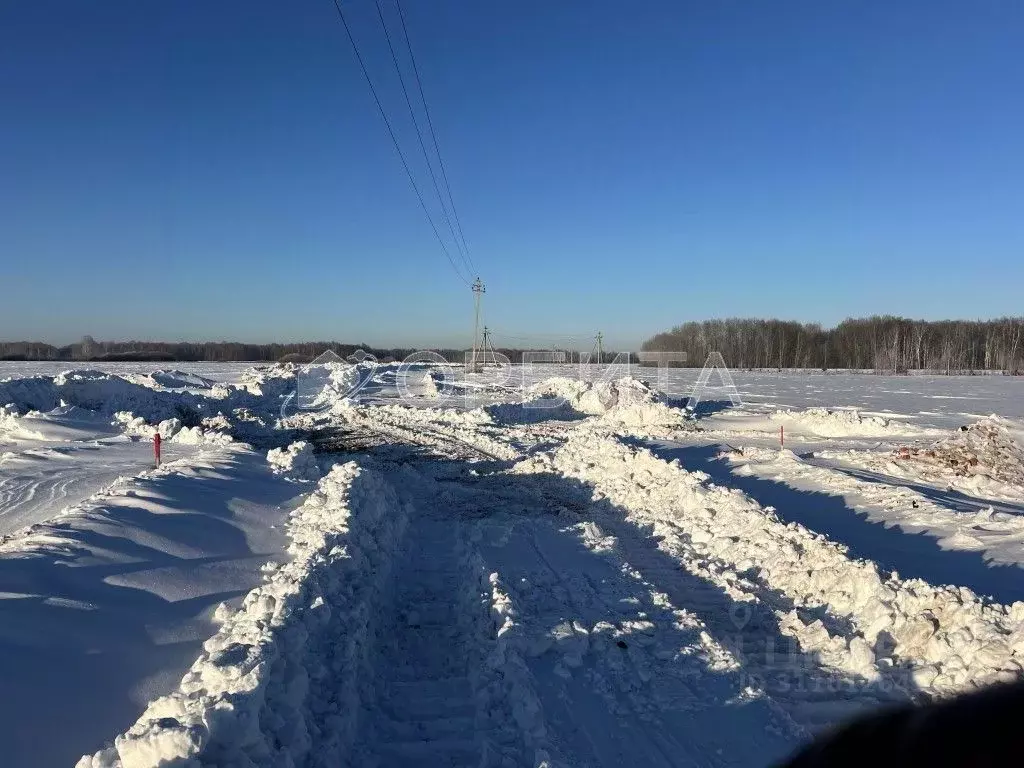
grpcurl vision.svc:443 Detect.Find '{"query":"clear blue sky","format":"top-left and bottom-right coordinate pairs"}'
top-left (2, 0), bottom-right (1022, 351)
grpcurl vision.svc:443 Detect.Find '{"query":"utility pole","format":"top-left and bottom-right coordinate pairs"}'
top-left (481, 325), bottom-right (493, 366)
top-left (470, 277), bottom-right (485, 372)
top-left (596, 331), bottom-right (604, 364)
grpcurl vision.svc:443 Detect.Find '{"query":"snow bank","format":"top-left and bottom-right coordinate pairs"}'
top-left (725, 445), bottom-right (1024, 580)
top-left (0, 404), bottom-right (40, 440)
top-left (891, 416), bottom-right (1024, 494)
top-left (0, 370), bottom-right (208, 428)
top-left (113, 413), bottom-right (231, 445)
top-left (52, 370), bottom-right (199, 422)
top-left (768, 407), bottom-right (934, 438)
top-left (474, 566), bottom-right (561, 766)
top-left (529, 376), bottom-right (685, 426)
top-left (0, 404), bottom-right (120, 442)
top-left (515, 431), bottom-right (1024, 698)
top-left (0, 375), bottom-right (60, 413)
top-left (172, 426), bottom-right (234, 446)
top-left (234, 365), bottom-right (297, 399)
top-left (266, 441), bottom-right (320, 481)
top-left (132, 370), bottom-right (217, 391)
top-left (78, 461), bottom-right (408, 768)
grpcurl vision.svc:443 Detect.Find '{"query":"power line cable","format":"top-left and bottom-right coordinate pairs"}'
top-left (492, 330), bottom-right (592, 341)
top-left (395, 0), bottom-right (475, 275)
top-left (328, 0), bottom-right (471, 286)
top-left (373, 0), bottom-right (473, 278)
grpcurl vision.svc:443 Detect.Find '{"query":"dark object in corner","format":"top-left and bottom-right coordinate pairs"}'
top-left (777, 681), bottom-right (1024, 767)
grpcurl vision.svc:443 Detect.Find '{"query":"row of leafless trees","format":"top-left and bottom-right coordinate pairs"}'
top-left (642, 316), bottom-right (1024, 373)
top-left (0, 338), bottom-right (424, 363)
top-left (0, 337), bottom-right (624, 364)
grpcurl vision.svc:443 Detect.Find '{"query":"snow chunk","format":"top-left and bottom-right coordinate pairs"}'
top-left (267, 441), bottom-right (320, 481)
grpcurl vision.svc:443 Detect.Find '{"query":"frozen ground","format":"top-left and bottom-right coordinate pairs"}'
top-left (0, 361), bottom-right (1023, 767)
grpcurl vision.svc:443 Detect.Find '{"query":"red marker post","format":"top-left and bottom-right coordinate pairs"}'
top-left (780, 425), bottom-right (784, 450)
top-left (154, 431), bottom-right (162, 466)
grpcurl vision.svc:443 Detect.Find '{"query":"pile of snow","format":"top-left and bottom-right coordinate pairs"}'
top-left (113, 412), bottom-right (234, 446)
top-left (892, 416), bottom-right (1024, 492)
top-left (515, 431), bottom-right (1024, 698)
top-left (481, 398), bottom-right (578, 425)
top-left (266, 441), bottom-right (320, 481)
top-left (234, 365), bottom-right (297, 398)
top-left (474, 566), bottom-right (560, 763)
top-left (0, 370), bottom-right (198, 424)
top-left (0, 375), bottom-right (60, 413)
top-left (292, 363), bottom-right (362, 411)
top-left (172, 425), bottom-right (234, 446)
top-left (1, 404), bottom-right (120, 442)
top-left (77, 462), bottom-right (407, 768)
top-left (0, 403), bottom-right (23, 434)
top-left (113, 413), bottom-right (181, 439)
top-left (131, 370), bottom-right (217, 391)
top-left (0, 370), bottom-right (292, 445)
top-left (416, 372), bottom-right (440, 398)
top-left (768, 407), bottom-right (931, 438)
top-left (48, 370), bottom-right (202, 424)
top-left (529, 376), bottom-right (684, 426)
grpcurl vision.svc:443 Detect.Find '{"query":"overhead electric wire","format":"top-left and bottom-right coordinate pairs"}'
top-left (492, 330), bottom-right (593, 341)
top-left (372, 0), bottom-right (474, 279)
top-left (395, 0), bottom-right (475, 276)
top-left (328, 0), bottom-right (471, 286)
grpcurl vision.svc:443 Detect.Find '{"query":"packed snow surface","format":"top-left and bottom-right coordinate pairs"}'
top-left (0, 360), bottom-right (1022, 766)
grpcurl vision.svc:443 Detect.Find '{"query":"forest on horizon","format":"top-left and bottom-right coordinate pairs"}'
top-left (642, 316), bottom-right (1024, 373)
top-left (2, 316), bottom-right (1023, 372)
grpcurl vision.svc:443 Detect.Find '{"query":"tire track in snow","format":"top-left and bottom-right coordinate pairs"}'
top-left (355, 516), bottom-right (491, 766)
top-left (346, 460), bottom-right (552, 767)
top-left (471, 502), bottom-right (803, 766)
top-left (322, 406), bottom-right (518, 463)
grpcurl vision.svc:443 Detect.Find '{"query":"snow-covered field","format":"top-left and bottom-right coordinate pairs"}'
top-left (1, 361), bottom-right (1023, 767)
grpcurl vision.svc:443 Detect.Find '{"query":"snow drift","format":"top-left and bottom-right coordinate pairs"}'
top-left (77, 461), bottom-right (408, 768)
top-left (528, 376), bottom-right (685, 426)
top-left (767, 407), bottom-right (935, 438)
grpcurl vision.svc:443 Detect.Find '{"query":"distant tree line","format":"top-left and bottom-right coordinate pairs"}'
top-left (0, 337), bottom-right (443, 363)
top-left (0, 337), bottom-right (624, 365)
top-left (642, 316), bottom-right (1024, 373)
